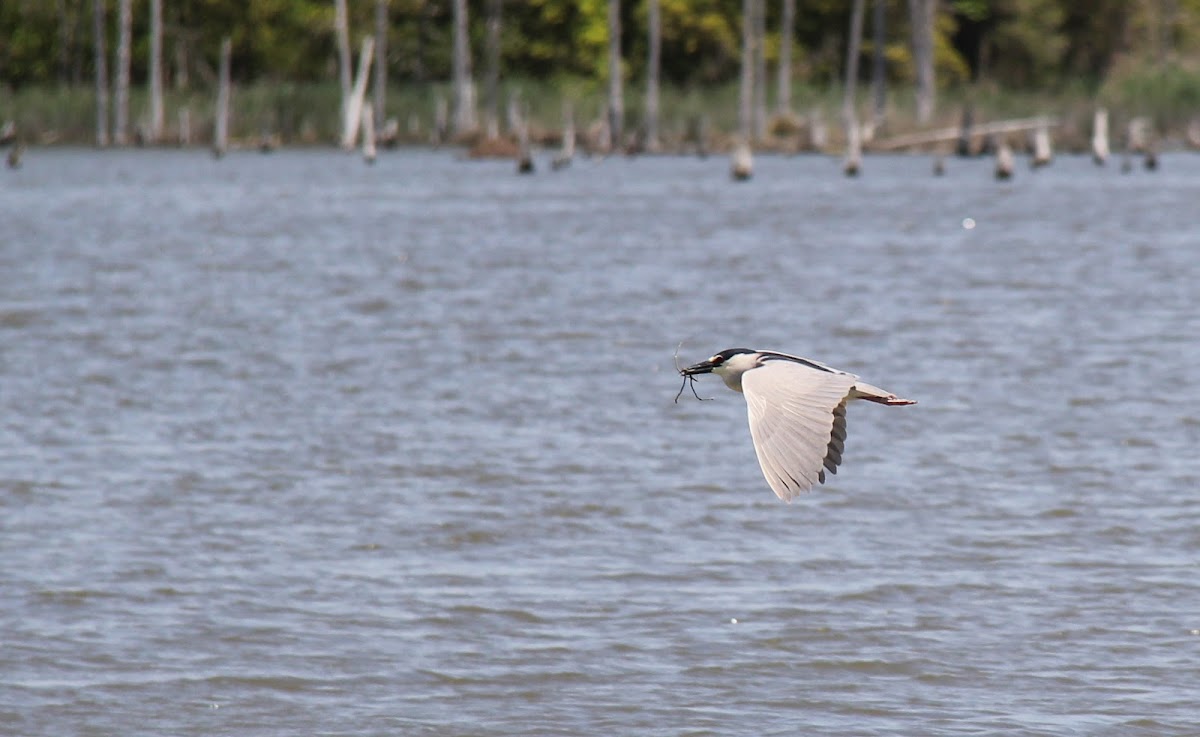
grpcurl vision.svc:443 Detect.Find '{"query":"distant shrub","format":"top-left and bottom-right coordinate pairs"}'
top-left (1099, 57), bottom-right (1200, 128)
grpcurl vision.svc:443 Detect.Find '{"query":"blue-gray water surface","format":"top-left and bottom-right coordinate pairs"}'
top-left (2, 148), bottom-right (1199, 736)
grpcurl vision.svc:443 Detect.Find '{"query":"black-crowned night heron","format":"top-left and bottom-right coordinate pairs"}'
top-left (680, 348), bottom-right (915, 502)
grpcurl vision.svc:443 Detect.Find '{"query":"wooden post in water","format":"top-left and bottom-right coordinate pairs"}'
top-left (994, 140), bottom-right (1014, 180)
top-left (552, 101), bottom-right (575, 170)
top-left (258, 127), bottom-right (278, 153)
top-left (1091, 108), bottom-right (1109, 165)
top-left (362, 103), bottom-right (377, 164)
top-left (516, 118), bottom-right (534, 174)
top-left (843, 120), bottom-right (862, 177)
top-left (1126, 117), bottom-right (1148, 153)
top-left (213, 37), bottom-right (231, 158)
top-left (1144, 144), bottom-right (1159, 171)
top-left (6, 142), bottom-right (24, 170)
top-left (955, 105), bottom-right (974, 156)
top-left (1031, 123), bottom-right (1052, 168)
top-left (342, 37), bottom-right (375, 150)
top-left (731, 137), bottom-right (753, 181)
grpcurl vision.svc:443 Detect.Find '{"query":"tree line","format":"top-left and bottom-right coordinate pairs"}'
top-left (1, 1), bottom-right (1198, 145)
top-left (5, 1), bottom-right (1197, 88)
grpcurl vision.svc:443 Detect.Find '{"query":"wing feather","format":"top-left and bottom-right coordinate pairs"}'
top-left (742, 361), bottom-right (857, 502)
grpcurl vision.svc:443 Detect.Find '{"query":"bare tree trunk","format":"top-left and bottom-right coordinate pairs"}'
top-left (342, 37), bottom-right (376, 150)
top-left (374, 0), bottom-right (388, 131)
top-left (174, 36), bottom-right (188, 90)
top-left (69, 1), bottom-right (85, 84)
top-left (843, 0), bottom-right (865, 123)
top-left (213, 36), bottom-right (231, 157)
top-left (113, 0), bottom-right (131, 145)
top-left (777, 0), bottom-right (794, 115)
top-left (1155, 0), bottom-right (1176, 64)
top-left (606, 0), bottom-right (623, 150)
top-left (334, 0), bottom-right (353, 100)
top-left (452, 0), bottom-right (477, 135)
top-left (645, 0), bottom-right (660, 151)
top-left (414, 2), bottom-right (430, 82)
top-left (738, 0), bottom-right (754, 139)
top-left (753, 0), bottom-right (767, 139)
top-left (334, 0), bottom-right (353, 141)
top-left (149, 0), bottom-right (164, 143)
top-left (484, 0), bottom-right (502, 139)
top-left (870, 0), bottom-right (886, 126)
top-left (843, 0), bottom-right (866, 175)
top-left (93, 0), bottom-right (109, 146)
top-left (909, 0), bottom-right (935, 124)
top-left (57, 0), bottom-right (70, 84)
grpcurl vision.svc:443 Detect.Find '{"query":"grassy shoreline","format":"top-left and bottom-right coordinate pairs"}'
top-left (3, 74), bottom-right (1199, 154)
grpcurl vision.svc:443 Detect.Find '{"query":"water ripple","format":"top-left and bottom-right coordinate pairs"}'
top-left (2, 150), bottom-right (1199, 736)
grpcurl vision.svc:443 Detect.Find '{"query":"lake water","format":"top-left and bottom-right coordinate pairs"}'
top-left (2, 148), bottom-right (1199, 736)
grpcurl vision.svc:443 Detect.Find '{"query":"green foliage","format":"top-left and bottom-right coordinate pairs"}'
top-left (951, 0), bottom-right (991, 23)
top-left (2, 0), bottom-right (1199, 130)
top-left (651, 0), bottom-right (740, 84)
top-left (503, 0), bottom-right (601, 79)
top-left (1099, 56), bottom-right (1200, 126)
top-left (989, 0), bottom-right (1067, 86)
top-left (0, 0), bottom-right (60, 87)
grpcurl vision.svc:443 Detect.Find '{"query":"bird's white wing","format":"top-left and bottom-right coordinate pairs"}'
top-left (741, 361), bottom-right (858, 502)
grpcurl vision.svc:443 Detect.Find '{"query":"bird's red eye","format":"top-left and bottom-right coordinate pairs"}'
top-left (709, 355), bottom-right (724, 364)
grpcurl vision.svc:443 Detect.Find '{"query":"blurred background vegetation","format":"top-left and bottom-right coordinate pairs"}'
top-left (2, 0), bottom-right (1200, 147)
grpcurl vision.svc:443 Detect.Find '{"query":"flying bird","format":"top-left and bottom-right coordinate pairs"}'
top-left (679, 348), bottom-right (915, 502)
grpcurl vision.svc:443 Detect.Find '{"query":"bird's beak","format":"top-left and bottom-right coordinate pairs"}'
top-left (680, 359), bottom-right (716, 376)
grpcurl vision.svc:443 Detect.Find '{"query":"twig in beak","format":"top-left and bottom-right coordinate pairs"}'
top-left (674, 373), bottom-right (707, 403)
top-left (673, 340), bottom-right (710, 403)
